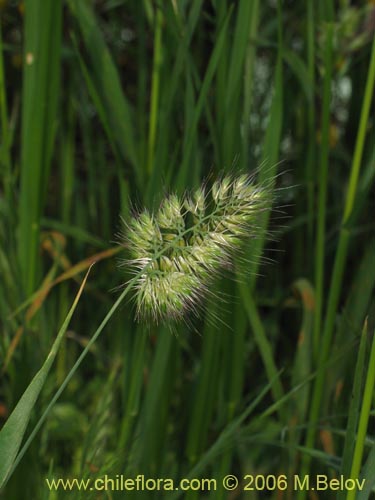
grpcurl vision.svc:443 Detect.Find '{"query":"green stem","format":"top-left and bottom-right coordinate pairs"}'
top-left (313, 22), bottom-right (333, 361)
top-left (0, 22), bottom-right (11, 202)
top-left (306, 0), bottom-right (315, 264)
top-left (337, 321), bottom-right (368, 500)
top-left (239, 281), bottom-right (285, 422)
top-left (146, 5), bottom-right (163, 176)
top-left (347, 323), bottom-right (375, 500)
top-left (18, 0), bottom-right (62, 295)
top-left (299, 35), bottom-right (375, 498)
top-left (117, 326), bottom-right (148, 457)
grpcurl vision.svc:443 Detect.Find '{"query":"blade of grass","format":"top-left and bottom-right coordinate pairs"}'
top-left (18, 0), bottom-right (62, 295)
top-left (170, 374), bottom-right (280, 500)
top-left (0, 266), bottom-right (91, 489)
top-left (241, 0), bottom-right (260, 169)
top-left (313, 22), bottom-right (333, 359)
top-left (146, 4), bottom-right (163, 177)
top-left (176, 6), bottom-right (233, 191)
top-left (300, 35), bottom-right (375, 495)
top-left (127, 328), bottom-right (174, 474)
top-left (214, 284), bottom-right (247, 500)
top-left (247, 20), bottom-right (283, 286)
top-left (337, 321), bottom-right (368, 500)
top-left (185, 301), bottom-right (222, 465)
top-left (347, 321), bottom-right (375, 500)
top-left (357, 446), bottom-right (375, 500)
top-left (0, 23), bottom-right (11, 203)
top-left (238, 279), bottom-right (285, 421)
top-left (117, 325), bottom-right (148, 458)
top-left (219, 0), bottom-right (258, 167)
top-left (291, 279), bottom-right (315, 422)
top-left (67, 0), bottom-right (140, 186)
top-left (148, 0), bottom-right (204, 196)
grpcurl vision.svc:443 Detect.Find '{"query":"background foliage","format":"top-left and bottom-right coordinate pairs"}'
top-left (0, 0), bottom-right (375, 498)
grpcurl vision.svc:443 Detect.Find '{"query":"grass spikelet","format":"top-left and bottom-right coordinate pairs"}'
top-left (121, 173), bottom-right (273, 324)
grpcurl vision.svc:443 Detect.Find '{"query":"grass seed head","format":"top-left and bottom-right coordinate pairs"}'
top-left (121, 173), bottom-right (272, 325)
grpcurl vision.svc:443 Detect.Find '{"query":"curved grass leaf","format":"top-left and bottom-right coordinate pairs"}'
top-left (0, 267), bottom-right (92, 489)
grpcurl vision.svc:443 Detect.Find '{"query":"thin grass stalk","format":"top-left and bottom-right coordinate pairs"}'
top-left (0, 23), bottom-right (11, 203)
top-left (147, 0), bottom-right (203, 196)
top-left (117, 325), bottom-right (148, 459)
top-left (214, 6), bottom-right (259, 467)
top-left (241, 0), bottom-right (259, 170)
top-left (7, 275), bottom-right (134, 481)
top-left (319, 0), bottom-right (334, 22)
top-left (305, 0), bottom-right (315, 260)
top-left (299, 34), bottom-right (375, 498)
top-left (347, 322), bottom-right (375, 500)
top-left (207, 9), bottom-right (259, 490)
top-left (247, 12), bottom-right (283, 287)
top-left (56, 94), bottom-right (76, 385)
top-left (239, 281), bottom-right (285, 421)
top-left (184, 304), bottom-right (222, 500)
top-left (68, 0), bottom-right (140, 186)
top-left (214, 0), bottom-right (229, 145)
top-left (135, 0), bottom-right (148, 175)
top-left (229, 4), bottom-right (284, 442)
top-left (146, 4), bottom-right (163, 177)
top-left (215, 293), bottom-right (247, 500)
top-left (1, 266), bottom-right (91, 488)
top-left (169, 375), bottom-right (280, 500)
top-left (313, 23), bottom-right (333, 361)
top-left (337, 321), bottom-right (367, 500)
top-left (185, 302), bottom-right (221, 465)
top-left (176, 7), bottom-right (233, 191)
top-left (128, 328), bottom-right (174, 475)
top-left (221, 0), bottom-right (255, 167)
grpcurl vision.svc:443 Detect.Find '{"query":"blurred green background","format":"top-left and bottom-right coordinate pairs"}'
top-left (0, 0), bottom-right (375, 498)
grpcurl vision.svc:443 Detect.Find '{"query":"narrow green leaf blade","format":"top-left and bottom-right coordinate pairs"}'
top-left (0, 268), bottom-right (91, 489)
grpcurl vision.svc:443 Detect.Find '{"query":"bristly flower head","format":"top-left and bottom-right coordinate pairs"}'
top-left (120, 173), bottom-right (272, 324)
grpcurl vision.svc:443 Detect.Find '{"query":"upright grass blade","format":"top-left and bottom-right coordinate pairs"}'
top-left (0, 267), bottom-right (91, 489)
top-left (185, 301), bottom-right (222, 465)
top-left (334, 238), bottom-right (375, 353)
top-left (248, 34), bottom-right (283, 285)
top-left (0, 23), bottom-right (11, 203)
top-left (127, 328), bottom-right (174, 474)
top-left (337, 321), bottom-right (368, 500)
top-left (238, 280), bottom-right (285, 421)
top-left (357, 448), bottom-right (375, 500)
top-left (18, 0), bottom-right (63, 296)
top-left (313, 22), bottom-right (333, 359)
top-left (291, 279), bottom-right (314, 425)
top-left (176, 7), bottom-right (233, 191)
top-left (300, 35), bottom-right (375, 497)
top-left (117, 325), bottom-right (148, 458)
top-left (241, 0), bottom-right (260, 169)
top-left (18, 0), bottom-right (62, 294)
top-left (219, 0), bottom-right (258, 167)
top-left (146, 4), bottom-right (163, 177)
top-left (5, 266), bottom-right (134, 487)
top-left (170, 374), bottom-right (280, 500)
top-left (214, 284), bottom-right (247, 500)
top-left (67, 0), bottom-right (140, 185)
top-left (148, 0), bottom-right (204, 197)
top-left (346, 322), bottom-right (375, 500)
top-left (305, 0), bottom-right (316, 249)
